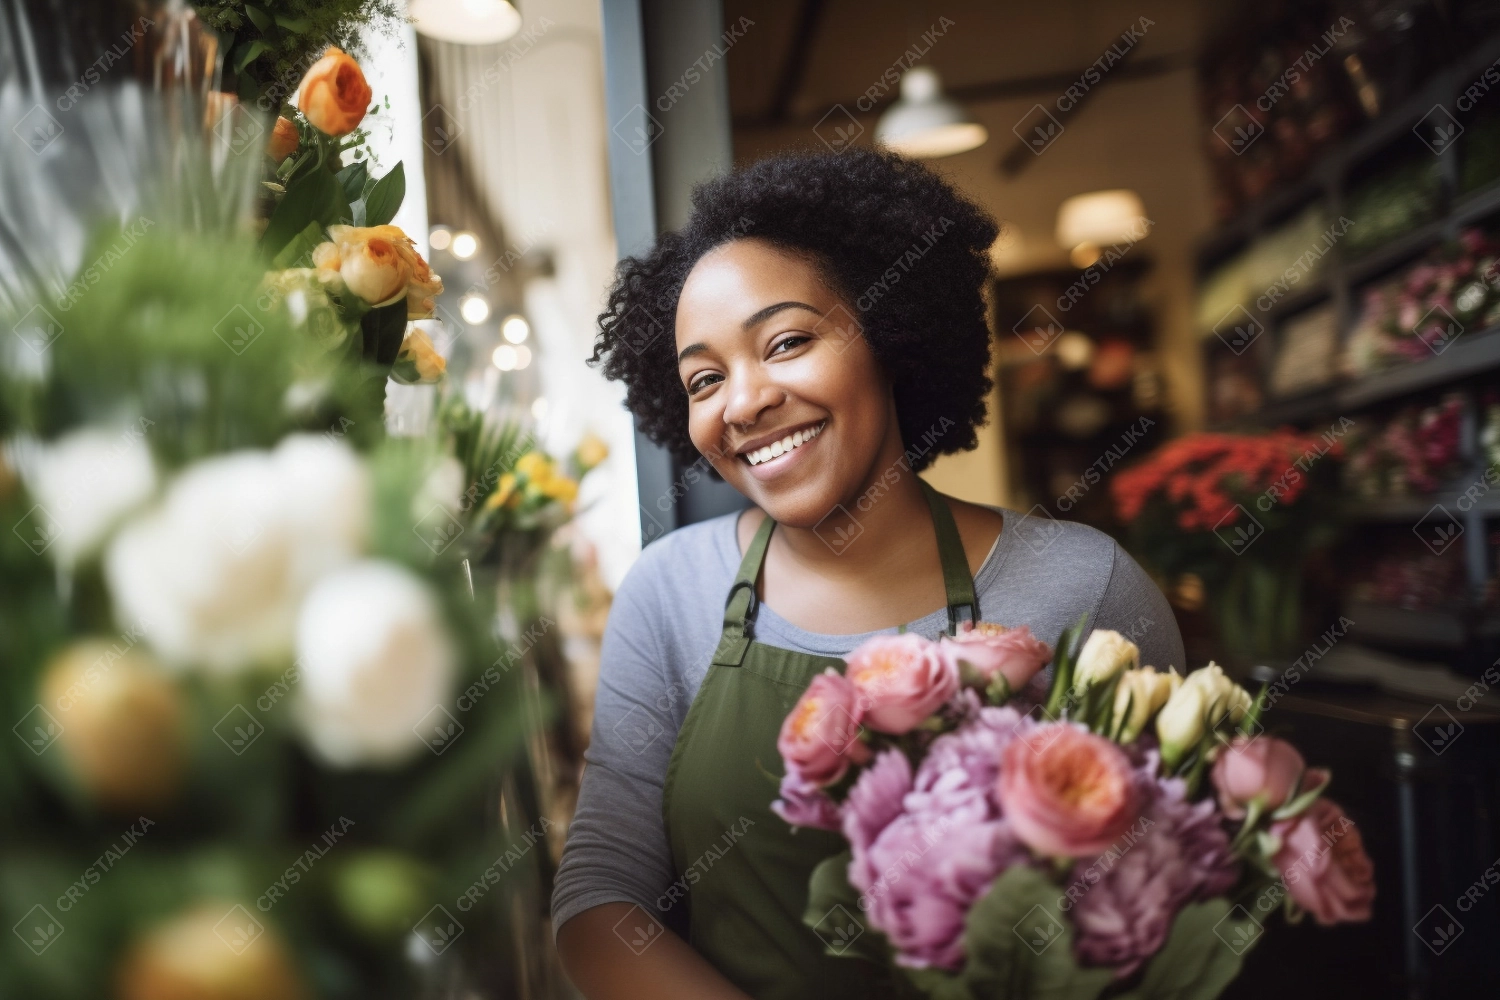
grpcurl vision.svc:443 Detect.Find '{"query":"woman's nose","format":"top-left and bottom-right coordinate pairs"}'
top-left (722, 367), bottom-right (784, 427)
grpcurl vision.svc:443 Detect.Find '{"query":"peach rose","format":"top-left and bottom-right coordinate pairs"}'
top-left (778, 670), bottom-right (870, 786)
top-left (997, 722), bottom-right (1140, 857)
top-left (1212, 735), bottom-right (1307, 819)
top-left (268, 116), bottom-right (299, 162)
top-left (938, 621), bottom-right (1051, 695)
top-left (844, 633), bottom-right (958, 735)
top-left (392, 328), bottom-right (446, 385)
top-left (297, 47), bottom-right (371, 137)
top-left (1272, 797), bottom-right (1375, 925)
top-left (315, 226), bottom-right (410, 305)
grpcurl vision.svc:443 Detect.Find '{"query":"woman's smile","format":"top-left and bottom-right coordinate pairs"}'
top-left (738, 419), bottom-right (826, 478)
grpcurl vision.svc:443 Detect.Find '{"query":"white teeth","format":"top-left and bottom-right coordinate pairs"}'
top-left (744, 421), bottom-right (824, 466)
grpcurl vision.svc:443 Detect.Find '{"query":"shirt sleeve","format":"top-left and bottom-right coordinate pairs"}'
top-left (1089, 541), bottom-right (1187, 673)
top-left (550, 552), bottom-right (682, 935)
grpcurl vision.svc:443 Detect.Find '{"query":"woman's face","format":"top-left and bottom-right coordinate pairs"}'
top-left (674, 238), bottom-right (901, 527)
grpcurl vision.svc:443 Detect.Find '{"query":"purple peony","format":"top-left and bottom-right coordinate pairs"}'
top-left (847, 707), bottom-right (1035, 970)
top-left (771, 768), bottom-right (841, 831)
top-left (1067, 748), bottom-right (1240, 977)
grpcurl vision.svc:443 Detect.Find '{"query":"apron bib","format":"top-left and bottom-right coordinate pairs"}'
top-left (661, 480), bottom-right (978, 999)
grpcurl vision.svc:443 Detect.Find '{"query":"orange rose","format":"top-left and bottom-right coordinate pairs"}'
top-left (314, 226), bottom-right (442, 309)
top-left (297, 47), bottom-right (371, 137)
top-left (268, 116), bottom-right (299, 162)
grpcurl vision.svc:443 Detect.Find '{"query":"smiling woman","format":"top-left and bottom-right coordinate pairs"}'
top-left (555, 149), bottom-right (1183, 999)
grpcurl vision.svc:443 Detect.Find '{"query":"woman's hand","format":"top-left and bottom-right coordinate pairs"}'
top-left (556, 902), bottom-right (755, 1000)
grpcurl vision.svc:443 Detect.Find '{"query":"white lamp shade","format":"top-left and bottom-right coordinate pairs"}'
top-left (409, 0), bottom-right (522, 45)
top-left (1055, 190), bottom-right (1148, 249)
top-left (875, 67), bottom-right (988, 158)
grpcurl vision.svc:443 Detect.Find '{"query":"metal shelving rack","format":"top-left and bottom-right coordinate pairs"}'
top-left (1198, 32), bottom-right (1500, 659)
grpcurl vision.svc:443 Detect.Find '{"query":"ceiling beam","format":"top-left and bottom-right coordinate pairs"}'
top-left (764, 0), bottom-right (829, 123)
top-left (733, 50), bottom-right (1191, 131)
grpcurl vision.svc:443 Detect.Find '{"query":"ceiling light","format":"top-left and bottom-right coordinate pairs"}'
top-left (410, 0), bottom-right (521, 45)
top-left (450, 231), bottom-right (479, 260)
top-left (492, 344), bottom-right (518, 370)
top-left (875, 67), bottom-right (988, 159)
top-left (512, 344), bottom-right (532, 369)
top-left (1056, 190), bottom-right (1148, 256)
top-left (1070, 243), bottom-right (1102, 268)
top-left (1055, 331), bottom-right (1095, 370)
top-left (501, 314), bottom-right (530, 344)
top-left (460, 295), bottom-right (490, 325)
top-left (531, 397), bottom-right (549, 421)
top-left (429, 227), bottom-right (452, 251)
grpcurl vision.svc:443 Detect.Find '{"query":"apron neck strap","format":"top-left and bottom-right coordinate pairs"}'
top-left (919, 479), bottom-right (978, 635)
top-left (711, 482), bottom-right (980, 666)
top-left (712, 514), bottom-right (775, 666)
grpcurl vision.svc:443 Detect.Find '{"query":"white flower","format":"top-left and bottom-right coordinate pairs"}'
top-left (15, 426), bottom-right (156, 566)
top-left (412, 455), bottom-right (465, 522)
top-left (1111, 666), bottom-right (1181, 742)
top-left (1154, 662), bottom-right (1253, 766)
top-left (1072, 629), bottom-right (1139, 690)
top-left (1155, 681), bottom-right (1207, 765)
top-left (104, 435), bottom-right (368, 673)
top-left (294, 560), bottom-right (456, 767)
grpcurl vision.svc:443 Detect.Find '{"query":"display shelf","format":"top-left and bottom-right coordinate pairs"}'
top-left (1341, 491), bottom-right (1500, 522)
top-left (1215, 323), bottom-right (1500, 429)
top-left (1345, 601), bottom-right (1468, 649)
top-left (1197, 33), bottom-right (1500, 269)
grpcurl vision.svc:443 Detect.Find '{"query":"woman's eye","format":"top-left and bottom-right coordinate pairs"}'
top-left (688, 373), bottom-right (723, 394)
top-left (772, 335), bottom-right (809, 355)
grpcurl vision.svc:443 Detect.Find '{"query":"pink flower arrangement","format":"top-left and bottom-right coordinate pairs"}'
top-left (773, 621), bottom-right (1374, 992)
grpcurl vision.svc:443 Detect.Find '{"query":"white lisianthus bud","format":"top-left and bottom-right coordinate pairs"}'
top-left (294, 560), bottom-right (456, 767)
top-left (1072, 629), bottom-right (1139, 691)
top-left (1184, 662), bottom-right (1252, 727)
top-left (1111, 666), bottom-right (1181, 742)
top-left (1156, 680), bottom-right (1207, 768)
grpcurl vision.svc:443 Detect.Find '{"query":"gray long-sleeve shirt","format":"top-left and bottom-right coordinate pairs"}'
top-left (551, 505), bottom-right (1184, 934)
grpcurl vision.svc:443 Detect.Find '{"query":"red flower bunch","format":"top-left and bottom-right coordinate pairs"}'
top-left (1112, 430), bottom-right (1337, 531)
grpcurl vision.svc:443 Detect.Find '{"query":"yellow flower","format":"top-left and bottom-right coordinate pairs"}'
top-left (484, 473), bottom-right (519, 512)
top-left (391, 328), bottom-right (446, 384)
top-left (575, 433), bottom-right (609, 472)
top-left (515, 452), bottom-right (553, 484)
top-left (540, 474), bottom-right (578, 505)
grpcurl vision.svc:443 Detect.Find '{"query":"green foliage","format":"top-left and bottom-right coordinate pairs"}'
top-left (190, 1), bottom-right (405, 106)
top-left (1111, 900), bottom-right (1256, 1000)
top-left (803, 850), bottom-right (888, 965)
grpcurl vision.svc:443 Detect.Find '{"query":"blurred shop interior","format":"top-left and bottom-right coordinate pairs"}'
top-left (405, 2), bottom-right (1500, 991)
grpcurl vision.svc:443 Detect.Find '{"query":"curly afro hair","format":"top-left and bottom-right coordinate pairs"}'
top-left (590, 147), bottom-right (998, 473)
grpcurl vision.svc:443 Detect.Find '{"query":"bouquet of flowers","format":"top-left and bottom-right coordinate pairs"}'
top-left (775, 622), bottom-right (1374, 999)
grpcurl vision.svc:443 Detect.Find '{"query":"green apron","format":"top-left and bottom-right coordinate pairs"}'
top-left (661, 480), bottom-right (979, 999)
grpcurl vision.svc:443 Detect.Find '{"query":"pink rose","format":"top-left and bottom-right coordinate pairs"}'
top-left (1272, 797), bottom-right (1375, 925)
top-left (778, 670), bottom-right (870, 786)
top-left (939, 622), bottom-right (1051, 694)
top-left (1212, 736), bottom-right (1306, 819)
top-left (997, 723), bottom-right (1140, 857)
top-left (845, 633), bottom-right (958, 735)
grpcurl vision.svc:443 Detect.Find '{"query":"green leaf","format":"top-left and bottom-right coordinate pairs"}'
top-left (336, 161), bottom-right (370, 207)
top-left (941, 866), bottom-right (1112, 1000)
top-left (261, 168), bottom-right (339, 256)
top-left (243, 4), bottom-right (273, 32)
top-left (234, 39), bottom-right (269, 73)
top-left (1111, 899), bottom-right (1255, 1000)
top-left (270, 220), bottom-right (326, 269)
top-left (362, 300), bottom-right (409, 366)
top-left (802, 851), bottom-right (888, 965)
top-left (274, 14), bottom-right (312, 32)
top-left (363, 162), bottom-right (406, 227)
